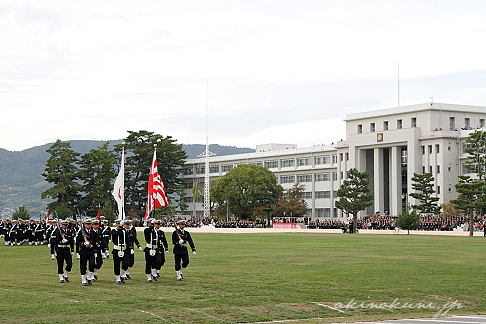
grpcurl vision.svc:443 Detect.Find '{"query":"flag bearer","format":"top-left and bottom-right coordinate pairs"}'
top-left (172, 220), bottom-right (196, 281)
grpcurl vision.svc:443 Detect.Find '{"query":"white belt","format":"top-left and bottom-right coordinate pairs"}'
top-left (113, 245), bottom-right (126, 251)
top-left (146, 243), bottom-right (156, 249)
top-left (57, 244), bottom-right (69, 248)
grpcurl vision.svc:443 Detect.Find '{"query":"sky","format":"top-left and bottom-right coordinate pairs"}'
top-left (1, 0), bottom-right (486, 152)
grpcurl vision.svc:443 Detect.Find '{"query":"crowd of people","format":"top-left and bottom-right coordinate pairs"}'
top-left (306, 214), bottom-right (486, 233)
top-left (0, 217), bottom-right (196, 285)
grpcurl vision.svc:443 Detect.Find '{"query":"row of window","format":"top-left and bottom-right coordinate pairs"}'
top-left (358, 117), bottom-right (485, 134)
top-left (422, 144), bottom-right (440, 154)
top-left (281, 172), bottom-right (338, 183)
top-left (184, 156), bottom-right (339, 175)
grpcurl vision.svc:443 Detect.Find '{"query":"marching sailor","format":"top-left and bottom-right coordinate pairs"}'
top-left (143, 219), bottom-right (169, 282)
top-left (101, 219), bottom-right (111, 258)
top-left (172, 220), bottom-right (196, 281)
top-left (55, 219), bottom-right (74, 283)
top-left (112, 220), bottom-right (130, 284)
top-left (76, 219), bottom-right (97, 286)
top-left (92, 219), bottom-right (104, 281)
top-left (124, 219), bottom-right (142, 280)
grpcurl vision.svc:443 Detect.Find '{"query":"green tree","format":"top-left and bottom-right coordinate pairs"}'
top-left (100, 201), bottom-right (116, 223)
top-left (114, 130), bottom-right (187, 221)
top-left (210, 164), bottom-right (284, 220)
top-left (396, 204), bottom-right (420, 234)
top-left (451, 175), bottom-right (484, 236)
top-left (41, 140), bottom-right (81, 212)
top-left (12, 205), bottom-right (30, 220)
top-left (53, 202), bottom-right (75, 219)
top-left (335, 168), bottom-right (374, 234)
top-left (463, 129), bottom-right (486, 214)
top-left (274, 183), bottom-right (308, 217)
top-left (409, 172), bottom-right (440, 214)
top-left (78, 141), bottom-right (118, 216)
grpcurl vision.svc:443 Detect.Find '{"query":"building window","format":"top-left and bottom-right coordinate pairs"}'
top-left (333, 191), bottom-right (337, 199)
top-left (411, 117), bottom-right (417, 127)
top-left (314, 156), bottom-right (330, 165)
top-left (183, 197), bottom-right (193, 204)
top-left (421, 146), bottom-right (425, 155)
top-left (297, 174), bottom-right (312, 182)
top-left (332, 155), bottom-right (337, 164)
top-left (358, 124), bottom-right (363, 133)
top-left (429, 166), bottom-right (433, 173)
top-left (210, 165), bottom-right (219, 173)
top-left (448, 146), bottom-right (451, 151)
top-left (281, 159), bottom-right (295, 168)
top-left (448, 166), bottom-right (451, 172)
top-left (315, 173), bottom-right (330, 181)
top-left (397, 119), bottom-right (402, 129)
top-left (449, 117), bottom-right (455, 130)
top-left (370, 122), bottom-right (375, 132)
top-left (465, 118), bottom-right (470, 129)
top-left (183, 168), bottom-right (193, 175)
top-left (345, 153), bottom-right (349, 160)
top-left (429, 145), bottom-right (432, 154)
top-left (183, 181), bottom-right (193, 189)
top-left (384, 121), bottom-right (388, 130)
top-left (340, 153), bottom-right (343, 161)
top-left (333, 172), bottom-right (338, 181)
top-left (196, 210), bottom-right (204, 217)
top-left (315, 191), bottom-right (329, 199)
top-left (280, 175), bottom-right (295, 184)
top-left (222, 164), bottom-right (233, 172)
top-left (437, 186), bottom-right (440, 194)
top-left (437, 165), bottom-right (440, 173)
top-left (302, 192), bottom-right (312, 199)
top-left (264, 161), bottom-right (278, 169)
top-left (422, 166), bottom-right (425, 174)
top-left (480, 119), bottom-right (485, 128)
top-left (436, 144), bottom-right (439, 154)
top-left (196, 167), bottom-right (205, 174)
top-left (298, 158), bottom-right (311, 166)
top-left (463, 143), bottom-right (472, 155)
top-left (250, 161), bottom-right (263, 166)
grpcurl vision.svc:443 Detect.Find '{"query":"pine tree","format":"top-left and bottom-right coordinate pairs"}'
top-left (41, 140), bottom-right (81, 213)
top-left (409, 172), bottom-right (440, 214)
top-left (12, 205), bottom-right (30, 220)
top-left (335, 168), bottom-right (374, 234)
top-left (451, 175), bottom-right (484, 236)
top-left (396, 204), bottom-right (420, 234)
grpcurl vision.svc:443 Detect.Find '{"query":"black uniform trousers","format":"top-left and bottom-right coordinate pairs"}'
top-left (144, 249), bottom-right (164, 274)
top-left (112, 250), bottom-right (130, 275)
top-left (174, 252), bottom-right (189, 271)
top-left (56, 247), bottom-right (73, 274)
top-left (94, 250), bottom-right (103, 270)
top-left (79, 249), bottom-right (95, 275)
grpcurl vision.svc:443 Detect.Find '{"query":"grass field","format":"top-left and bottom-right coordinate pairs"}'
top-left (0, 232), bottom-right (485, 324)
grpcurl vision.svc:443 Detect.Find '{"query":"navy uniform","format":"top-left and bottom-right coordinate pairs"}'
top-left (3, 219), bottom-right (12, 246)
top-left (112, 220), bottom-right (130, 284)
top-left (92, 219), bottom-right (104, 281)
top-left (55, 219), bottom-right (75, 283)
top-left (143, 219), bottom-right (169, 282)
top-left (47, 220), bottom-right (59, 259)
top-left (76, 219), bottom-right (97, 286)
top-left (101, 219), bottom-right (111, 258)
top-left (124, 220), bottom-right (142, 280)
top-left (172, 220), bottom-right (196, 281)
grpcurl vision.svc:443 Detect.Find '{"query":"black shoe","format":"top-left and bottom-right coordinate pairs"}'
top-left (152, 275), bottom-right (158, 281)
top-left (120, 277), bottom-right (126, 284)
top-left (82, 282), bottom-right (89, 286)
top-left (126, 274), bottom-right (131, 280)
top-left (156, 273), bottom-right (160, 278)
top-left (116, 280), bottom-right (123, 285)
top-left (87, 280), bottom-right (92, 285)
top-left (94, 274), bottom-right (98, 280)
top-left (64, 276), bottom-right (70, 283)
top-left (177, 277), bottom-right (183, 281)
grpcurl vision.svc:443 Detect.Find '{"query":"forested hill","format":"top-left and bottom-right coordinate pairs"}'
top-left (0, 140), bottom-right (254, 216)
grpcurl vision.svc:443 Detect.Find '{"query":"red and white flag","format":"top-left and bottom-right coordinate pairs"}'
top-left (145, 150), bottom-right (168, 220)
top-left (112, 146), bottom-right (125, 220)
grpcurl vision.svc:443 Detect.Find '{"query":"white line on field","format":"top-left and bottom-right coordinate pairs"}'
top-left (237, 317), bottom-right (324, 324)
top-left (0, 287), bottom-right (38, 296)
top-left (312, 302), bottom-right (346, 313)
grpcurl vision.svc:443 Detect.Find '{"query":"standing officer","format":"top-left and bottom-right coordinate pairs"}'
top-left (124, 219), bottom-right (142, 280)
top-left (154, 219), bottom-right (169, 279)
top-left (55, 219), bottom-right (75, 283)
top-left (76, 219), bottom-right (96, 286)
top-left (143, 219), bottom-right (169, 282)
top-left (172, 220), bottom-right (196, 281)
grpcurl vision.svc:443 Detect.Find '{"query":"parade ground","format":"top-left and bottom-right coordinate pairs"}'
top-left (0, 229), bottom-right (485, 324)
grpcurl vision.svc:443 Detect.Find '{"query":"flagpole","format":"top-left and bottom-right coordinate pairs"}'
top-left (121, 142), bottom-right (125, 220)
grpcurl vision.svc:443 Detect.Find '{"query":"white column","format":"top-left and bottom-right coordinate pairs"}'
top-left (374, 148), bottom-right (384, 214)
top-left (390, 146), bottom-right (402, 215)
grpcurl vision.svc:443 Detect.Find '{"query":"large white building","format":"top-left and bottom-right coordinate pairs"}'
top-left (181, 103), bottom-right (486, 219)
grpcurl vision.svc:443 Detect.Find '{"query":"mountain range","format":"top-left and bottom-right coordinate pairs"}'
top-left (0, 140), bottom-right (254, 217)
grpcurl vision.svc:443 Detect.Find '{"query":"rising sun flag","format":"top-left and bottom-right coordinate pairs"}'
top-left (145, 147), bottom-right (168, 221)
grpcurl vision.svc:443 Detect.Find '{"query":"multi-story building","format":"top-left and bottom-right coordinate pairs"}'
top-left (182, 102), bottom-right (486, 219)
